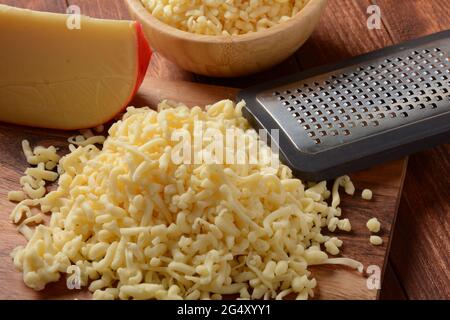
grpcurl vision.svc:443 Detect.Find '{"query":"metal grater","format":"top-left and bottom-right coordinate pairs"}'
top-left (238, 30), bottom-right (450, 181)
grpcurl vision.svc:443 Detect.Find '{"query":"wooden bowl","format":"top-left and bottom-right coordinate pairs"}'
top-left (125, 0), bottom-right (328, 77)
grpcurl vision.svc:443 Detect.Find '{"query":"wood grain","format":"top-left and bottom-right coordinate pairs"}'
top-left (0, 0), bottom-right (66, 12)
top-left (67, 0), bottom-right (131, 20)
top-left (388, 145), bottom-right (450, 299)
top-left (375, 0), bottom-right (450, 300)
top-left (134, 76), bottom-right (239, 108)
top-left (294, 0), bottom-right (394, 68)
top-left (379, 262), bottom-right (407, 300)
top-left (196, 56), bottom-right (302, 89)
top-left (376, 0), bottom-right (450, 43)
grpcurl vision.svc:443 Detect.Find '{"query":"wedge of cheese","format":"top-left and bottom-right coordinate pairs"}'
top-left (0, 5), bottom-right (152, 130)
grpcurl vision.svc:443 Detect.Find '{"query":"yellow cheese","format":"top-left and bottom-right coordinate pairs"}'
top-left (0, 4), bottom-right (151, 130)
top-left (10, 99), bottom-right (365, 300)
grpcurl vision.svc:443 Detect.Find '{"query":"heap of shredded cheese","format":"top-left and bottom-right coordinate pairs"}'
top-left (9, 100), bottom-right (362, 300)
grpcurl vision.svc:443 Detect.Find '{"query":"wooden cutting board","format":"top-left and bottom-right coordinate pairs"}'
top-left (0, 66), bottom-right (407, 300)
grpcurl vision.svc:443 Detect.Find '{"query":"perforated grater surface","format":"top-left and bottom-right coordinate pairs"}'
top-left (238, 30), bottom-right (450, 181)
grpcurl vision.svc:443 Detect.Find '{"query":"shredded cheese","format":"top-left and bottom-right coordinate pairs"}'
top-left (362, 189), bottom-right (373, 200)
top-left (9, 100), bottom-right (364, 300)
top-left (7, 190), bottom-right (27, 202)
top-left (366, 217), bottom-right (381, 233)
top-left (337, 218), bottom-right (352, 232)
top-left (141, 0), bottom-right (310, 36)
top-left (369, 235), bottom-right (383, 246)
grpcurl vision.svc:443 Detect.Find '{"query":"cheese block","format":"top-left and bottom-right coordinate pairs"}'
top-left (0, 5), bottom-right (152, 130)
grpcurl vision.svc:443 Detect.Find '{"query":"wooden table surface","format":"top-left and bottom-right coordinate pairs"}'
top-left (1, 0), bottom-right (449, 300)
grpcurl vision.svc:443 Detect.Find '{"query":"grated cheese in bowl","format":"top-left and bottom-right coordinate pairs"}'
top-left (141, 0), bottom-right (311, 36)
